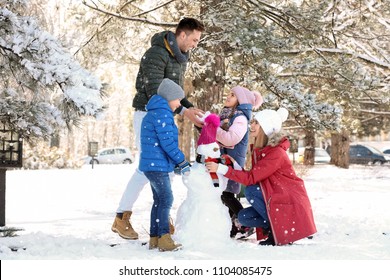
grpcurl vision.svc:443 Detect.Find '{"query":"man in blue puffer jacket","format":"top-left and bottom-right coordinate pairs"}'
top-left (139, 78), bottom-right (191, 251)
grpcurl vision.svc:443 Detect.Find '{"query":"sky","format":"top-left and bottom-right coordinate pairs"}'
top-left (1, 160), bottom-right (390, 279)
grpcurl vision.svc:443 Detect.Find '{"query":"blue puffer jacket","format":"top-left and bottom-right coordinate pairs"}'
top-left (139, 95), bottom-right (185, 172)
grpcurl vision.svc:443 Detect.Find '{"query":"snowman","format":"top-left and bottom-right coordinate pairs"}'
top-left (175, 113), bottom-right (233, 249)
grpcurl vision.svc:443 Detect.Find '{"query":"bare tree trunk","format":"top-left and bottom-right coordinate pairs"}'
top-left (191, 50), bottom-right (225, 158)
top-left (180, 3), bottom-right (226, 157)
top-left (66, 130), bottom-right (73, 159)
top-left (50, 134), bottom-right (60, 148)
top-left (303, 129), bottom-right (315, 165)
top-left (193, 1), bottom-right (226, 113)
top-left (331, 129), bottom-right (350, 169)
top-left (192, 51), bottom-right (225, 112)
top-left (177, 116), bottom-right (193, 161)
top-left (102, 126), bottom-right (107, 148)
top-left (177, 79), bottom-right (195, 160)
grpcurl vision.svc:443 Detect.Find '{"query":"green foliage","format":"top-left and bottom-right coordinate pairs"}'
top-left (0, 226), bottom-right (24, 237)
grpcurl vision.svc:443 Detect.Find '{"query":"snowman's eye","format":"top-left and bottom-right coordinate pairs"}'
top-left (213, 147), bottom-right (219, 152)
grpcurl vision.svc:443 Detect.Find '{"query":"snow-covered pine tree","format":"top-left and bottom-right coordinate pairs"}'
top-left (73, 0), bottom-right (390, 167)
top-left (189, 0), bottom-right (342, 166)
top-left (189, 0), bottom-right (389, 167)
top-left (0, 1), bottom-right (105, 142)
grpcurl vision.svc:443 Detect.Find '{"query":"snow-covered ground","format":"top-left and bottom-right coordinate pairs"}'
top-left (1, 162), bottom-right (390, 279)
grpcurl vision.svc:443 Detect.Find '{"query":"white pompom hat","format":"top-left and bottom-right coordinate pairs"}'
top-left (254, 108), bottom-right (289, 136)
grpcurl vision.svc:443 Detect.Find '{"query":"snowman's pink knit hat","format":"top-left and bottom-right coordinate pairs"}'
top-left (197, 113), bottom-right (220, 146)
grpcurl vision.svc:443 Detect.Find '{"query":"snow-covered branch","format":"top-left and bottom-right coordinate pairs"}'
top-left (0, 6), bottom-right (105, 140)
top-left (81, 0), bottom-right (177, 28)
top-left (278, 48), bottom-right (390, 69)
top-left (360, 109), bottom-right (390, 116)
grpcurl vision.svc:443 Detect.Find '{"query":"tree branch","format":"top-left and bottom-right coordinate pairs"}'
top-left (0, 45), bottom-right (27, 92)
top-left (75, 0), bottom-right (176, 55)
top-left (276, 47), bottom-right (390, 69)
top-left (360, 110), bottom-right (390, 116)
top-left (330, 0), bottom-right (338, 48)
top-left (360, 115), bottom-right (380, 123)
top-left (74, 1), bottom-right (138, 55)
top-left (246, 0), bottom-right (298, 33)
top-left (134, 0), bottom-right (176, 17)
top-left (81, 0), bottom-right (177, 27)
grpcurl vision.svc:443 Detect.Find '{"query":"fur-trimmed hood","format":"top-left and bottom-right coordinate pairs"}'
top-left (267, 131), bottom-right (289, 149)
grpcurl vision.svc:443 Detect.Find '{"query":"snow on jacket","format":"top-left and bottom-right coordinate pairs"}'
top-left (132, 31), bottom-right (193, 111)
top-left (138, 95), bottom-right (185, 172)
top-left (216, 103), bottom-right (252, 194)
top-left (223, 134), bottom-right (317, 245)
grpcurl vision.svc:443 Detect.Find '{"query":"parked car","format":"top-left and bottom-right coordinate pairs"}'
top-left (381, 148), bottom-right (390, 162)
top-left (83, 147), bottom-right (135, 164)
top-left (349, 144), bottom-right (387, 165)
top-left (289, 147), bottom-right (331, 164)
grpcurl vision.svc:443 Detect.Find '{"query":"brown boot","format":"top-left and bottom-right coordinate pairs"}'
top-left (158, 233), bottom-right (182, 252)
top-left (149, 236), bottom-right (158, 250)
top-left (169, 217), bottom-right (175, 235)
top-left (111, 211), bottom-right (139, 240)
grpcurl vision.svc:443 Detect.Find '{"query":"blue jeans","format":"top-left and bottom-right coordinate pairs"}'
top-left (238, 185), bottom-right (270, 229)
top-left (144, 171), bottom-right (173, 237)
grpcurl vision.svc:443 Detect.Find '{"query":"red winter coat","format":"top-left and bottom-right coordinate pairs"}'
top-left (224, 136), bottom-right (317, 245)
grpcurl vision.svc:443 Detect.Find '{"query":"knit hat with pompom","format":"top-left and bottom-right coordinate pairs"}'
top-left (196, 113), bottom-right (221, 158)
top-left (231, 86), bottom-right (263, 110)
top-left (197, 113), bottom-right (220, 145)
top-left (254, 108), bottom-right (289, 136)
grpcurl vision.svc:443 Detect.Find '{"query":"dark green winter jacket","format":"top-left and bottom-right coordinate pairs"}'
top-left (132, 31), bottom-right (194, 111)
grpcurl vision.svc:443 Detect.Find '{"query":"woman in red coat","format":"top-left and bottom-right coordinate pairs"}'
top-left (206, 107), bottom-right (316, 246)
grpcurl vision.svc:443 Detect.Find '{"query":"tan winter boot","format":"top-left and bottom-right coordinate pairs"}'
top-left (111, 211), bottom-right (139, 240)
top-left (158, 233), bottom-right (182, 252)
top-left (169, 217), bottom-right (175, 235)
top-left (149, 236), bottom-right (158, 250)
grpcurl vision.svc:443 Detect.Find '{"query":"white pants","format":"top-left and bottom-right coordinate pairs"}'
top-left (116, 111), bottom-right (149, 213)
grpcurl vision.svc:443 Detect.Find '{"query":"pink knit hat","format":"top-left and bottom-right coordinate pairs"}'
top-left (197, 113), bottom-right (220, 146)
top-left (232, 86), bottom-right (263, 109)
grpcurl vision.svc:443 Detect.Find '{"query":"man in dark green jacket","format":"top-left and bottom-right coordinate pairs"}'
top-left (112, 18), bottom-right (205, 240)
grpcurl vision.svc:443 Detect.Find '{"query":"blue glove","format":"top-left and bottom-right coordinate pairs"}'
top-left (174, 160), bottom-right (191, 176)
